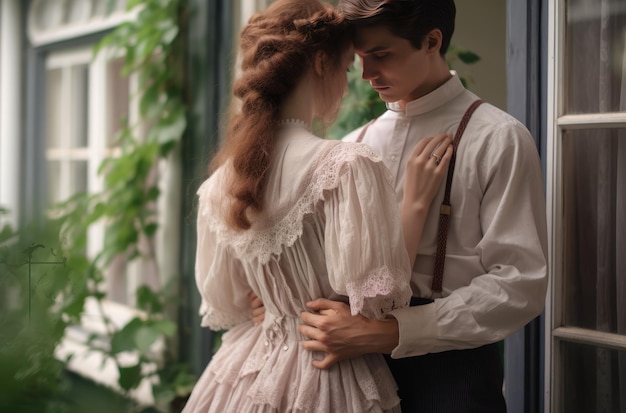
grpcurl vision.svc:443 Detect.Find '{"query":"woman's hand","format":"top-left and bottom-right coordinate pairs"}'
top-left (248, 291), bottom-right (265, 324)
top-left (402, 133), bottom-right (452, 212)
top-left (402, 134), bottom-right (452, 266)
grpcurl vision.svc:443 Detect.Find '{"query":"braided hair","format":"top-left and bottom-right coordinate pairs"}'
top-left (212, 0), bottom-right (351, 230)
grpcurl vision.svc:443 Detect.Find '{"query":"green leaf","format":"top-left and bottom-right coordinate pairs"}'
top-left (135, 326), bottom-right (161, 355)
top-left (152, 384), bottom-right (176, 405)
top-left (136, 285), bottom-right (163, 313)
top-left (154, 115), bottom-right (186, 144)
top-left (457, 50), bottom-right (481, 64)
top-left (118, 364), bottom-right (143, 391)
top-left (144, 223), bottom-right (158, 237)
top-left (150, 319), bottom-right (176, 336)
top-left (161, 26), bottom-right (179, 46)
top-left (146, 186), bottom-right (160, 201)
top-left (110, 317), bottom-right (143, 354)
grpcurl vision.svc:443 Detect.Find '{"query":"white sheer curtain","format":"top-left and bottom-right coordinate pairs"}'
top-left (562, 0), bottom-right (626, 411)
top-left (617, 25), bottom-right (626, 412)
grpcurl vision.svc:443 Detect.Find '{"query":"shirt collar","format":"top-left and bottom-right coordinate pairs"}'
top-left (387, 71), bottom-right (465, 116)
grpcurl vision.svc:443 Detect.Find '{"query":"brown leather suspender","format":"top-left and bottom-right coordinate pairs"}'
top-left (355, 119), bottom-right (376, 143)
top-left (431, 99), bottom-right (484, 293)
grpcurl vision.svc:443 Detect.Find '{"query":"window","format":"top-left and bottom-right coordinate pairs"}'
top-left (29, 0), bottom-right (181, 404)
top-left (46, 47), bottom-right (157, 403)
top-left (45, 49), bottom-right (92, 205)
top-left (547, 0), bottom-right (626, 411)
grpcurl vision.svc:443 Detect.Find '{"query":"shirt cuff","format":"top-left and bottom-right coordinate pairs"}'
top-left (388, 302), bottom-right (438, 358)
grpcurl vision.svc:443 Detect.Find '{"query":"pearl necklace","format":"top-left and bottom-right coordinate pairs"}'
top-left (278, 118), bottom-right (310, 131)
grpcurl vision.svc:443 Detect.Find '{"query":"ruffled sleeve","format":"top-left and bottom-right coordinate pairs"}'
top-left (194, 178), bottom-right (252, 331)
top-left (323, 145), bottom-right (412, 319)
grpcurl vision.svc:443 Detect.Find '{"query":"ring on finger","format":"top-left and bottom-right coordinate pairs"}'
top-left (430, 152), bottom-right (442, 165)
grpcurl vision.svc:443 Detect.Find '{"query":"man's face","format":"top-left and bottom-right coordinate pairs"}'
top-left (354, 25), bottom-right (435, 105)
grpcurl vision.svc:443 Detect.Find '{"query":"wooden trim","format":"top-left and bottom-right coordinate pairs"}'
top-left (553, 327), bottom-right (626, 351)
top-left (557, 113), bottom-right (626, 129)
top-left (505, 1), bottom-right (547, 412)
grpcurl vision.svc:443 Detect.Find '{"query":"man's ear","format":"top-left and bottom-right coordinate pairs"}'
top-left (426, 29), bottom-right (443, 52)
top-left (314, 50), bottom-right (325, 77)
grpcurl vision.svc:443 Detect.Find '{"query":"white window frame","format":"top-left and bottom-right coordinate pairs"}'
top-left (28, 0), bottom-right (139, 47)
top-left (0, 0), bottom-right (23, 230)
top-left (545, 1), bottom-right (626, 411)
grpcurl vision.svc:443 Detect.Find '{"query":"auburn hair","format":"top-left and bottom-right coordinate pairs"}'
top-left (211, 0), bottom-right (351, 230)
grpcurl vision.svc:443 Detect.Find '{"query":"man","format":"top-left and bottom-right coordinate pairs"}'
top-left (297, 0), bottom-right (548, 411)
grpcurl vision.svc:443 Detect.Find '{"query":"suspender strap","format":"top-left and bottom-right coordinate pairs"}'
top-left (355, 119), bottom-right (376, 143)
top-left (431, 99), bottom-right (484, 293)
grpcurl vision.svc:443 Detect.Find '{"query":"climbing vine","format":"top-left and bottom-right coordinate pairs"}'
top-left (47, 0), bottom-right (194, 410)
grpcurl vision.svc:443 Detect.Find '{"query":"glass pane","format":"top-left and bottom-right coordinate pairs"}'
top-left (70, 160), bottom-right (88, 196)
top-left (565, 0), bottom-right (626, 114)
top-left (47, 161), bottom-right (61, 204)
top-left (36, 0), bottom-right (67, 31)
top-left (71, 64), bottom-right (89, 148)
top-left (92, 0), bottom-right (107, 17)
top-left (65, 0), bottom-right (93, 23)
top-left (562, 129), bottom-right (626, 334)
top-left (106, 57), bottom-right (130, 147)
top-left (560, 341), bottom-right (626, 412)
top-left (106, 252), bottom-right (128, 304)
top-left (46, 68), bottom-right (63, 149)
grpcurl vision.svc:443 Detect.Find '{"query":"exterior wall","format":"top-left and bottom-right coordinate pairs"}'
top-left (455, 0), bottom-right (508, 110)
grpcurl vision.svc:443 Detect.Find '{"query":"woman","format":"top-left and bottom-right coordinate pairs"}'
top-left (182, 0), bottom-right (451, 411)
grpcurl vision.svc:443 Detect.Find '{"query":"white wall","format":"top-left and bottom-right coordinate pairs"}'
top-left (454, 0), bottom-right (507, 110)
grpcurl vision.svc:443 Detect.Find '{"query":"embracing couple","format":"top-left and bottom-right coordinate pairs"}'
top-left (183, 0), bottom-right (548, 412)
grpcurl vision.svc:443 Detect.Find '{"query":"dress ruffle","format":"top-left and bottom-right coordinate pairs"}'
top-left (198, 142), bottom-right (390, 265)
top-left (182, 319), bottom-right (401, 413)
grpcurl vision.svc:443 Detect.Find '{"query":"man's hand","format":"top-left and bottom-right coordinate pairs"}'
top-left (248, 291), bottom-right (265, 324)
top-left (298, 298), bottom-right (400, 369)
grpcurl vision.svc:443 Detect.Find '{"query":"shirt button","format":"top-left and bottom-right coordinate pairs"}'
top-left (390, 155), bottom-right (397, 161)
top-left (283, 345), bottom-right (289, 351)
top-left (264, 340), bottom-right (269, 346)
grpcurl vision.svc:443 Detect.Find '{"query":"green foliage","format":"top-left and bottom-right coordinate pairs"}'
top-left (447, 46), bottom-right (482, 88)
top-left (1, 0), bottom-right (194, 410)
top-left (0, 221), bottom-right (82, 413)
top-left (21, 0), bottom-right (195, 411)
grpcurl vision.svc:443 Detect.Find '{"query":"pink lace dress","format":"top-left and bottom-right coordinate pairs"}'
top-left (182, 128), bottom-right (412, 413)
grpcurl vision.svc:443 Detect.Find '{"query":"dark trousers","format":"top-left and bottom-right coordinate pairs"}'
top-left (384, 298), bottom-right (507, 412)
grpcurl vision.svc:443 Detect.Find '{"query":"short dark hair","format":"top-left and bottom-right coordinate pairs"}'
top-left (339, 0), bottom-right (456, 55)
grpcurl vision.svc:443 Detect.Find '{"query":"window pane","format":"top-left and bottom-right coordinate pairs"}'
top-left (106, 57), bottom-right (130, 147)
top-left (70, 160), bottom-right (88, 196)
top-left (562, 129), bottom-right (626, 334)
top-left (71, 64), bottom-right (89, 148)
top-left (35, 0), bottom-right (67, 31)
top-left (565, 0), bottom-right (626, 114)
top-left (47, 161), bottom-right (61, 204)
top-left (46, 68), bottom-right (63, 149)
top-left (65, 0), bottom-right (93, 24)
top-left (560, 341), bottom-right (626, 412)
